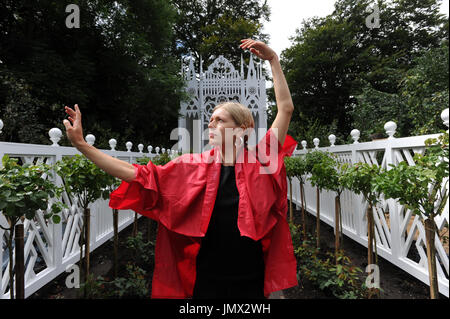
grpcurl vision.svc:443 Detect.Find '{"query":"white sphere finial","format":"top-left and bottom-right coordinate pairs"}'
top-left (49, 128), bottom-right (62, 147)
top-left (313, 138), bottom-right (320, 149)
top-left (138, 144), bottom-right (144, 153)
top-left (126, 141), bottom-right (133, 152)
top-left (384, 121), bottom-right (397, 139)
top-left (301, 140), bottom-right (307, 150)
top-left (350, 129), bottom-right (360, 144)
top-left (441, 108), bottom-right (449, 131)
top-left (109, 139), bottom-right (117, 151)
top-left (148, 145), bottom-right (153, 154)
top-left (0, 119), bottom-right (3, 134)
top-left (85, 134), bottom-right (95, 146)
top-left (328, 134), bottom-right (336, 147)
top-left (162, 148), bottom-right (166, 154)
top-left (155, 146), bottom-right (160, 154)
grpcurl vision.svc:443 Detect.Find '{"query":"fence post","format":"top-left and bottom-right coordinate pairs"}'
top-left (51, 141), bottom-right (63, 279)
top-left (384, 121), bottom-right (401, 260)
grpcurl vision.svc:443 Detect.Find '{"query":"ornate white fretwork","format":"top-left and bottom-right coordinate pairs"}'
top-left (178, 54), bottom-right (267, 153)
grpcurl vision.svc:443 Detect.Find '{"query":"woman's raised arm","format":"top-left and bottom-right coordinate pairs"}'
top-left (63, 104), bottom-right (136, 183)
top-left (239, 39), bottom-right (294, 146)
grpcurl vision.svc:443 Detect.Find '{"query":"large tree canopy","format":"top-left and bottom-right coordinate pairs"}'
top-left (280, 0), bottom-right (448, 145)
top-left (171, 0), bottom-right (270, 66)
top-left (0, 0), bottom-right (184, 148)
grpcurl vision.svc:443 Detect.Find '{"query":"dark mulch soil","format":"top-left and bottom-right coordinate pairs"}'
top-left (30, 216), bottom-right (158, 299)
top-left (282, 205), bottom-right (446, 299)
top-left (30, 201), bottom-right (446, 299)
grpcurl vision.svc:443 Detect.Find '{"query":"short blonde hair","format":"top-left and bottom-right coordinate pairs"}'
top-left (213, 102), bottom-right (254, 129)
top-left (213, 102), bottom-right (255, 148)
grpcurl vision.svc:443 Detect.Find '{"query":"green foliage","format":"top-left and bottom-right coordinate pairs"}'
top-left (295, 238), bottom-right (365, 299)
top-left (125, 232), bottom-right (155, 266)
top-left (172, 0), bottom-right (270, 67)
top-left (351, 43), bottom-right (449, 140)
top-left (0, 154), bottom-right (66, 224)
top-left (54, 154), bottom-right (116, 209)
top-left (304, 151), bottom-right (342, 192)
top-left (136, 151), bottom-right (176, 167)
top-left (374, 132), bottom-right (449, 218)
top-left (80, 263), bottom-right (149, 299)
top-left (0, 0), bottom-right (184, 147)
top-left (279, 0), bottom-right (447, 143)
top-left (107, 263), bottom-right (149, 298)
top-left (284, 155), bottom-right (308, 184)
top-left (340, 162), bottom-right (384, 205)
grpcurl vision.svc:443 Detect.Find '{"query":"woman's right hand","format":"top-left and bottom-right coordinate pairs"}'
top-left (63, 104), bottom-right (86, 147)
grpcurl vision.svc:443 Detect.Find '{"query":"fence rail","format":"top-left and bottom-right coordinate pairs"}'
top-left (288, 108), bottom-right (449, 297)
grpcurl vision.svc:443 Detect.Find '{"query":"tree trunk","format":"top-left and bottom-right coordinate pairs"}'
top-left (14, 223), bottom-right (24, 299)
top-left (366, 203), bottom-right (380, 298)
top-left (8, 222), bottom-right (14, 299)
top-left (335, 195), bottom-right (341, 263)
top-left (424, 218), bottom-right (439, 299)
top-left (316, 187), bottom-right (320, 249)
top-left (113, 209), bottom-right (119, 279)
top-left (132, 212), bottom-right (138, 237)
top-left (289, 178), bottom-right (293, 223)
top-left (300, 182), bottom-right (306, 240)
top-left (367, 203), bottom-right (374, 268)
top-left (84, 208), bottom-right (91, 278)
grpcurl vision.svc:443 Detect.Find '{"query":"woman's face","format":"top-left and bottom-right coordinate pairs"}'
top-left (208, 108), bottom-right (240, 148)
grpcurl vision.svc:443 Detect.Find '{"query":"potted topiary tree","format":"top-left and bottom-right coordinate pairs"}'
top-left (340, 162), bottom-right (384, 298)
top-left (0, 155), bottom-right (66, 299)
top-left (305, 150), bottom-right (333, 249)
top-left (55, 154), bottom-right (115, 290)
top-left (375, 132), bottom-right (448, 299)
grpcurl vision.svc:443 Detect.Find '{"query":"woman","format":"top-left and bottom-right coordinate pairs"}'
top-left (63, 39), bottom-right (298, 299)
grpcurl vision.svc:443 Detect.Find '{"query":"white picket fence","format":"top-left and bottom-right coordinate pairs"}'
top-left (0, 107), bottom-right (449, 298)
top-left (288, 108), bottom-right (449, 297)
top-left (0, 127), bottom-right (170, 299)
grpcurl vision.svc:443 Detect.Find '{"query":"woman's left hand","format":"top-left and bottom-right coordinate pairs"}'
top-left (239, 39), bottom-right (277, 62)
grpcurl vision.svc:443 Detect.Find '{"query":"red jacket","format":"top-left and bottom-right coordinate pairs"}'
top-left (109, 128), bottom-right (298, 298)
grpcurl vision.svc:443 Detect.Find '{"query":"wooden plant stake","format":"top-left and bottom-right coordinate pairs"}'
top-left (424, 218), bottom-right (439, 299)
top-left (14, 223), bottom-right (24, 299)
top-left (316, 187), bottom-right (320, 249)
top-left (289, 178), bottom-right (293, 223)
top-left (84, 208), bottom-right (91, 278)
top-left (113, 209), bottom-right (119, 279)
top-left (334, 195), bottom-right (341, 263)
top-left (300, 183), bottom-right (307, 240)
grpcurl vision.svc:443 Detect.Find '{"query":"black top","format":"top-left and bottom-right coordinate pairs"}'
top-left (195, 164), bottom-right (265, 281)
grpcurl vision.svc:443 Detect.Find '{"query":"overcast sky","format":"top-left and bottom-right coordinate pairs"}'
top-left (263, 0), bottom-right (449, 56)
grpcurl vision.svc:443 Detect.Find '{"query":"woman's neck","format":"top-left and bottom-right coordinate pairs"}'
top-left (220, 144), bottom-right (236, 166)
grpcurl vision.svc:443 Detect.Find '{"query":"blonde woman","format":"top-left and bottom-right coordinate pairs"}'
top-left (63, 39), bottom-right (298, 299)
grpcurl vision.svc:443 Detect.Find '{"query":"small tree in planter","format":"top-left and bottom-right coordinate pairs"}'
top-left (374, 132), bottom-right (448, 299)
top-left (284, 156), bottom-right (309, 240)
top-left (104, 175), bottom-right (121, 279)
top-left (55, 154), bottom-right (114, 287)
top-left (305, 150), bottom-right (333, 249)
top-left (340, 162), bottom-right (384, 298)
top-left (0, 155), bottom-right (66, 299)
top-left (309, 152), bottom-right (348, 263)
top-left (284, 157), bottom-right (297, 224)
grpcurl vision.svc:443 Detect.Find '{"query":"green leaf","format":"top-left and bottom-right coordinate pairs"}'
top-left (52, 214), bottom-right (61, 224)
